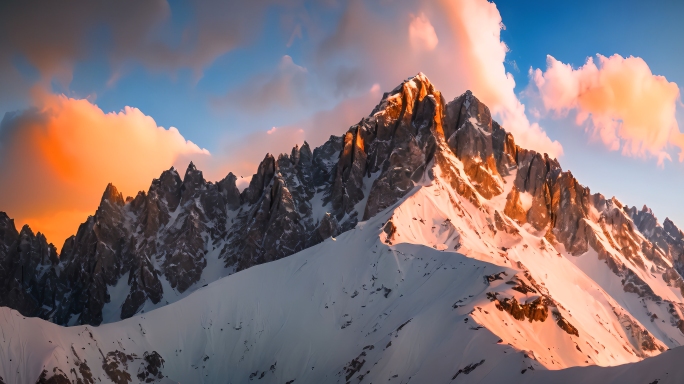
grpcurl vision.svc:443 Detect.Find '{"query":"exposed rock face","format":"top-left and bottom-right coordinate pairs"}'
top-left (553, 311), bottom-right (580, 337)
top-left (1, 72), bottom-right (684, 330)
top-left (0, 165), bottom-right (238, 325)
top-left (494, 210), bottom-right (520, 236)
top-left (224, 150), bottom-right (317, 271)
top-left (443, 90), bottom-right (506, 199)
top-left (628, 206), bottom-right (684, 273)
top-left (36, 368), bottom-right (71, 384)
top-left (315, 213), bottom-right (340, 242)
top-left (503, 187), bottom-right (526, 224)
top-left (361, 75), bottom-right (442, 221)
top-left (494, 295), bottom-right (549, 323)
top-left (0, 215), bottom-right (60, 320)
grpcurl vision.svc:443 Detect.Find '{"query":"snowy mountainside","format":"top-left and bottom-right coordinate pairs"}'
top-left (3, 72), bottom-right (684, 383)
top-left (3, 198), bottom-right (530, 383)
top-left (3, 180), bottom-right (684, 383)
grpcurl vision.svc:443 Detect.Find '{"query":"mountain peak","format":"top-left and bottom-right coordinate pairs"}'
top-left (19, 223), bottom-right (34, 237)
top-left (183, 161), bottom-right (204, 184)
top-left (241, 153), bottom-right (276, 205)
top-left (0, 211), bottom-right (13, 229)
top-left (0, 212), bottom-right (18, 246)
top-left (411, 71), bottom-right (431, 84)
top-left (183, 161), bottom-right (203, 182)
top-left (100, 183), bottom-right (125, 206)
top-left (158, 166), bottom-right (182, 184)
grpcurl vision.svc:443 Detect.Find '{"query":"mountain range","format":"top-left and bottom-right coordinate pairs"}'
top-left (2, 73), bottom-right (684, 383)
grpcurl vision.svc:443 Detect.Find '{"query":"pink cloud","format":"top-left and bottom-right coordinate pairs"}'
top-left (532, 54), bottom-right (682, 164)
top-left (409, 13), bottom-right (439, 51)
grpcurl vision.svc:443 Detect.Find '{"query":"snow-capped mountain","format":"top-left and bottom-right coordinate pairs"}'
top-left (3, 73), bottom-right (684, 383)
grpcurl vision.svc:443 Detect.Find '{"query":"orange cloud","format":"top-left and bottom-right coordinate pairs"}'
top-left (0, 90), bottom-right (209, 249)
top-left (532, 54), bottom-right (682, 164)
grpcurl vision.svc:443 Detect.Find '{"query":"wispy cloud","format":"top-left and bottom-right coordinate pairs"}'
top-left (0, 0), bottom-right (295, 85)
top-left (213, 55), bottom-right (311, 112)
top-left (409, 13), bottom-right (439, 51)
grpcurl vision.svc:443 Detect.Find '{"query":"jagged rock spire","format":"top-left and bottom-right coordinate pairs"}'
top-left (101, 183), bottom-right (125, 206)
top-left (241, 154), bottom-right (276, 205)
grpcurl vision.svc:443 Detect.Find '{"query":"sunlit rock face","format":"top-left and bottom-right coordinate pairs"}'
top-left (1, 72), bottom-right (684, 336)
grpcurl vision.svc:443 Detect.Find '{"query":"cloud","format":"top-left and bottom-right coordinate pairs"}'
top-left (0, 0), bottom-right (296, 85)
top-left (214, 55), bottom-right (310, 111)
top-left (1, 0), bottom-right (564, 160)
top-left (409, 13), bottom-right (439, 51)
top-left (312, 0), bottom-right (562, 158)
top-left (0, 91), bottom-right (209, 249)
top-left (287, 24), bottom-right (303, 48)
top-left (531, 54), bottom-right (682, 164)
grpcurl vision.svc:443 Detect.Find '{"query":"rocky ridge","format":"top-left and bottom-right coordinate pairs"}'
top-left (1, 73), bottom-right (683, 335)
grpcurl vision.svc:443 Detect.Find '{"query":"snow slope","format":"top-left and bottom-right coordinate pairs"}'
top-left (519, 346), bottom-right (684, 384)
top-left (0, 191), bottom-right (528, 383)
top-left (4, 153), bottom-right (684, 383)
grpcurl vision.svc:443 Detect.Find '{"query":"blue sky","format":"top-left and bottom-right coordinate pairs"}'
top-left (0, 0), bottom-right (683, 244)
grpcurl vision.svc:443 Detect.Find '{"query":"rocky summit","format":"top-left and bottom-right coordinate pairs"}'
top-left (3, 73), bottom-right (684, 383)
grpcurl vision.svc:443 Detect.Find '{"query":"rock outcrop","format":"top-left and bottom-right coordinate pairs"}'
top-left (0, 214), bottom-right (60, 320)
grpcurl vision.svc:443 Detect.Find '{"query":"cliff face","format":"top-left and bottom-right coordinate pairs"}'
top-left (1, 73), bottom-right (683, 332)
top-left (0, 213), bottom-right (60, 319)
